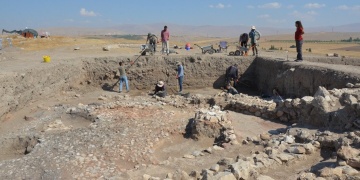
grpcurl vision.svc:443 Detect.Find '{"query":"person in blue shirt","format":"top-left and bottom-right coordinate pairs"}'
top-left (249, 26), bottom-right (261, 56)
top-left (176, 61), bottom-right (184, 93)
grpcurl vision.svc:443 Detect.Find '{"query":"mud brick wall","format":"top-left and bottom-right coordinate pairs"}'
top-left (254, 57), bottom-right (360, 98)
top-left (83, 55), bottom-right (257, 90)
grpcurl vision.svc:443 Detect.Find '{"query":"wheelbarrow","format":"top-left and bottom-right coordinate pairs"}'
top-left (229, 46), bottom-right (249, 56)
top-left (194, 44), bottom-right (216, 54)
top-left (140, 44), bottom-right (156, 56)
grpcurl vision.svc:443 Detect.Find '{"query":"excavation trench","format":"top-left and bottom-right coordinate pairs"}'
top-left (0, 55), bottom-right (360, 179)
top-left (1, 55), bottom-right (360, 121)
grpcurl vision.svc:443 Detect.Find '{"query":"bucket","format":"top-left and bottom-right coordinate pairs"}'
top-left (43, 55), bottom-right (51, 63)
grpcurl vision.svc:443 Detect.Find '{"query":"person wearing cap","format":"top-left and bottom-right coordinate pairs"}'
top-left (225, 64), bottom-right (239, 88)
top-left (249, 26), bottom-right (261, 56)
top-left (161, 26), bottom-right (170, 55)
top-left (154, 80), bottom-right (166, 96)
top-left (176, 61), bottom-right (184, 93)
top-left (146, 33), bottom-right (158, 53)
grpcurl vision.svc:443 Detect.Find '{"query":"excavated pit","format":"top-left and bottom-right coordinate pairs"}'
top-left (0, 55), bottom-right (360, 179)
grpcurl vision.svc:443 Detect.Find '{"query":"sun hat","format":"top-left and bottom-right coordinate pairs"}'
top-left (157, 81), bottom-right (164, 87)
top-left (176, 61), bottom-right (181, 66)
top-left (251, 26), bottom-right (256, 30)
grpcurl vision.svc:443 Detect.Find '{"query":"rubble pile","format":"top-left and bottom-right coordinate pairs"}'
top-left (186, 105), bottom-right (238, 145)
top-left (220, 86), bottom-right (360, 131)
top-left (147, 126), bottom-right (360, 180)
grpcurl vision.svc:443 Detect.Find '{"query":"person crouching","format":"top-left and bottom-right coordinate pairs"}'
top-left (225, 84), bottom-right (239, 95)
top-left (154, 81), bottom-right (166, 97)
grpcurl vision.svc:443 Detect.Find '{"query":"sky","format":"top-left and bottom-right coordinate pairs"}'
top-left (1, 0), bottom-right (360, 30)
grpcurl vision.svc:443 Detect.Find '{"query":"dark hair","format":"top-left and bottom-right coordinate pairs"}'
top-left (119, 62), bottom-right (123, 66)
top-left (164, 26), bottom-right (167, 29)
top-left (295, 21), bottom-right (303, 29)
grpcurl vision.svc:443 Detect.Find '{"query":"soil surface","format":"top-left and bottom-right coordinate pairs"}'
top-left (0, 35), bottom-right (359, 179)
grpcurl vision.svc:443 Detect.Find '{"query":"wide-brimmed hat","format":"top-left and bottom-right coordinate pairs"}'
top-left (176, 61), bottom-right (181, 66)
top-left (251, 26), bottom-right (256, 30)
top-left (157, 81), bottom-right (164, 87)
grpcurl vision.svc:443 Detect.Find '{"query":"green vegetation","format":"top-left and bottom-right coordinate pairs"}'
top-left (340, 37), bottom-right (360, 42)
top-left (269, 45), bottom-right (280, 50)
top-left (109, 34), bottom-right (144, 40)
top-left (270, 38), bottom-right (360, 44)
top-left (85, 34), bottom-right (144, 40)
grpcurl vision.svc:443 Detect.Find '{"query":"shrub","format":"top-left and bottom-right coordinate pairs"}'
top-left (269, 45), bottom-right (279, 50)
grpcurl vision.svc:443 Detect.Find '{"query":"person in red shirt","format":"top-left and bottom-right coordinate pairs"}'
top-left (295, 21), bottom-right (304, 62)
top-left (161, 26), bottom-right (170, 55)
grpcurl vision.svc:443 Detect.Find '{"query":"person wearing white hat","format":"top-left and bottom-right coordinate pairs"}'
top-left (154, 80), bottom-right (166, 95)
top-left (249, 26), bottom-right (261, 56)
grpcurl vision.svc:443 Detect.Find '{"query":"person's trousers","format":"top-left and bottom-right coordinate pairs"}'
top-left (178, 76), bottom-right (184, 92)
top-left (119, 76), bottom-right (129, 92)
top-left (149, 40), bottom-right (156, 52)
top-left (162, 41), bottom-right (169, 54)
top-left (251, 43), bottom-right (258, 55)
top-left (241, 41), bottom-right (248, 54)
top-left (296, 40), bottom-right (303, 60)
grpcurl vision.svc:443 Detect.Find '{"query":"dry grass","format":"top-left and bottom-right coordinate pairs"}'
top-left (260, 41), bottom-right (360, 57)
top-left (1, 34), bottom-right (360, 57)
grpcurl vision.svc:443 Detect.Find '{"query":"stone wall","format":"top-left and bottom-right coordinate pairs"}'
top-left (219, 86), bottom-right (360, 129)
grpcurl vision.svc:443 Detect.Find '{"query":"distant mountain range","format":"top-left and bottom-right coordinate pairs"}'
top-left (40, 23), bottom-right (360, 37)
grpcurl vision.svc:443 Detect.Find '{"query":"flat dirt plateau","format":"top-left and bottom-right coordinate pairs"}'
top-left (0, 35), bottom-right (360, 180)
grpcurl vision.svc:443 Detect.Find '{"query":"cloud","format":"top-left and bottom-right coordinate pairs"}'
top-left (304, 3), bottom-right (325, 9)
top-left (266, 19), bottom-right (286, 24)
top-left (336, 5), bottom-right (360, 10)
top-left (209, 3), bottom-right (231, 9)
top-left (64, 19), bottom-right (74, 22)
top-left (336, 5), bottom-right (349, 10)
top-left (80, 8), bottom-right (98, 17)
top-left (291, 10), bottom-right (315, 21)
top-left (307, 11), bottom-right (317, 15)
top-left (258, 2), bottom-right (281, 9)
top-left (258, 14), bottom-right (270, 19)
top-left (247, 5), bottom-right (255, 9)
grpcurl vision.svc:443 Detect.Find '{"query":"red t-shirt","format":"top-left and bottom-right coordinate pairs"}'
top-left (295, 27), bottom-right (304, 40)
top-left (161, 30), bottom-right (169, 42)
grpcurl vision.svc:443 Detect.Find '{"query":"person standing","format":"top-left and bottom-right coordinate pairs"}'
top-left (161, 25), bottom-right (170, 55)
top-left (176, 61), bottom-right (184, 93)
top-left (249, 26), bottom-right (261, 56)
top-left (295, 21), bottom-right (304, 62)
top-left (239, 33), bottom-right (249, 55)
top-left (118, 62), bottom-right (130, 93)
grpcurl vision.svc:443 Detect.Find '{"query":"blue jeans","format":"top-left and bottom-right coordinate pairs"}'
top-left (178, 76), bottom-right (184, 92)
top-left (296, 40), bottom-right (303, 60)
top-left (119, 76), bottom-right (129, 92)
